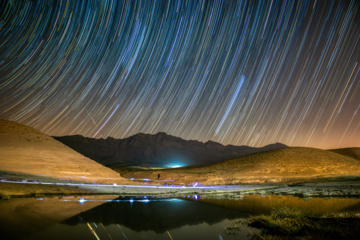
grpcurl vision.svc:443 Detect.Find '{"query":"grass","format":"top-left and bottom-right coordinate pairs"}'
top-left (249, 207), bottom-right (314, 237)
top-left (118, 147), bottom-right (360, 186)
top-left (227, 207), bottom-right (360, 240)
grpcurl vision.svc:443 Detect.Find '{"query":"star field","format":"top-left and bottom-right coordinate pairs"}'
top-left (1, 0), bottom-right (359, 149)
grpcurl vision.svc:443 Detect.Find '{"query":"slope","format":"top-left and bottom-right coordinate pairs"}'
top-left (120, 147), bottom-right (360, 185)
top-left (329, 148), bottom-right (360, 161)
top-left (0, 120), bottom-right (129, 184)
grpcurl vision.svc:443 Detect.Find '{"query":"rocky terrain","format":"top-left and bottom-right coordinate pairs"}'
top-left (54, 133), bottom-right (287, 168)
top-left (0, 120), bottom-right (130, 185)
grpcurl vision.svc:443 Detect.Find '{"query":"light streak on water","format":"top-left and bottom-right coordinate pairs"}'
top-left (167, 231), bottom-right (174, 240)
top-left (116, 224), bottom-right (128, 240)
top-left (87, 222), bottom-right (100, 240)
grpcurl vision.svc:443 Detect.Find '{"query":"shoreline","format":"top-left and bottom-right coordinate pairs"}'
top-left (2, 179), bottom-right (360, 200)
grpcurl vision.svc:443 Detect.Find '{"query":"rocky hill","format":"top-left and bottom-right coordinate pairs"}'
top-left (0, 120), bottom-right (129, 184)
top-left (54, 133), bottom-right (287, 168)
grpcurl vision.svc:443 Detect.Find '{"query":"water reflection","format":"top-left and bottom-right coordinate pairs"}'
top-left (1, 195), bottom-right (360, 240)
top-left (198, 195), bottom-right (360, 215)
top-left (63, 196), bottom-right (248, 232)
top-left (0, 195), bottom-right (117, 240)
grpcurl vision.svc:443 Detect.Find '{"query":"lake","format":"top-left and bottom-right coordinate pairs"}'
top-left (1, 194), bottom-right (360, 240)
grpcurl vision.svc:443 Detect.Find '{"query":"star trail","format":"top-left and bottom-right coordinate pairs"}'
top-left (1, 0), bottom-right (359, 149)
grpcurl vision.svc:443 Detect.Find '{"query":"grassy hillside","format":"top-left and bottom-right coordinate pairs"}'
top-left (119, 147), bottom-right (360, 185)
top-left (0, 120), bottom-right (130, 184)
top-left (329, 148), bottom-right (360, 161)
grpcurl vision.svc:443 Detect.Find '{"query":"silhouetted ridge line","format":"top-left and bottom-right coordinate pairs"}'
top-left (54, 133), bottom-right (287, 168)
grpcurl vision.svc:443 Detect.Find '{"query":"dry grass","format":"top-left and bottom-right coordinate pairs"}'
top-left (118, 147), bottom-right (360, 185)
top-left (0, 120), bottom-right (131, 184)
top-left (329, 147), bottom-right (360, 161)
top-left (246, 207), bottom-right (360, 239)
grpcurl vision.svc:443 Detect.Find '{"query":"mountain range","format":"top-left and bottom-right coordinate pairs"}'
top-left (54, 132), bottom-right (287, 168)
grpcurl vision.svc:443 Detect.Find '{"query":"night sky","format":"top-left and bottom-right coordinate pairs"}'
top-left (1, 0), bottom-right (359, 149)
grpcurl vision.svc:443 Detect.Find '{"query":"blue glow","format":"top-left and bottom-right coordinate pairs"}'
top-left (171, 165), bottom-right (182, 168)
top-left (166, 160), bottom-right (186, 169)
top-left (193, 195), bottom-right (199, 200)
top-left (79, 197), bottom-right (86, 204)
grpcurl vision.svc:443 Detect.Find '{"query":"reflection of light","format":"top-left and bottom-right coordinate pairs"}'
top-left (87, 222), bottom-right (100, 240)
top-left (193, 195), bottom-right (199, 200)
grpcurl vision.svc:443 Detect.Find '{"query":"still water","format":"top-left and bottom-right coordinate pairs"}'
top-left (1, 195), bottom-right (360, 240)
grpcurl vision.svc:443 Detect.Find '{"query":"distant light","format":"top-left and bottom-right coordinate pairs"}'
top-left (193, 195), bottom-right (199, 200)
top-left (167, 161), bottom-right (186, 168)
top-left (79, 197), bottom-right (86, 204)
top-left (171, 165), bottom-right (182, 168)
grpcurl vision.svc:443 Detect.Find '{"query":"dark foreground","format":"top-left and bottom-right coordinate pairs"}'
top-left (227, 207), bottom-right (360, 240)
top-left (1, 194), bottom-right (360, 240)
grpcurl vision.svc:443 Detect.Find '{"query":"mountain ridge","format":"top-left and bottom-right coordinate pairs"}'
top-left (54, 132), bottom-right (287, 168)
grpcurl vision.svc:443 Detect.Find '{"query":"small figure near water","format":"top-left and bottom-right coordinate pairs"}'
top-left (158, 174), bottom-right (160, 180)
